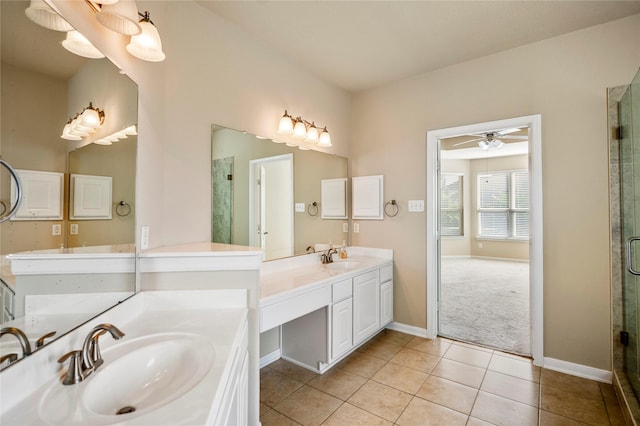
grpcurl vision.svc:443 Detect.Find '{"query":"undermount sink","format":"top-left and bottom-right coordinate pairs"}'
top-left (39, 332), bottom-right (215, 422)
top-left (326, 261), bottom-right (361, 270)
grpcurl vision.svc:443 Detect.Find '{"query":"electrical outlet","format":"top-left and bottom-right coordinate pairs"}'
top-left (70, 224), bottom-right (78, 235)
top-left (343, 223), bottom-right (348, 233)
top-left (52, 224), bottom-right (61, 236)
top-left (354, 223), bottom-right (360, 233)
top-left (141, 226), bottom-right (150, 250)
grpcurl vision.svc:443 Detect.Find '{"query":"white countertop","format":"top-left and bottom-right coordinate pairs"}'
top-left (260, 247), bottom-right (393, 305)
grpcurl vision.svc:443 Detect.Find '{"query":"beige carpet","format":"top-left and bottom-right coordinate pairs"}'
top-left (439, 257), bottom-right (530, 356)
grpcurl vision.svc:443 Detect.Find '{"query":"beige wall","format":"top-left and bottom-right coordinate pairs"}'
top-left (349, 14), bottom-right (640, 370)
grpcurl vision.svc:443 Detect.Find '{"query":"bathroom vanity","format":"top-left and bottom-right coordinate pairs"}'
top-left (260, 247), bottom-right (393, 373)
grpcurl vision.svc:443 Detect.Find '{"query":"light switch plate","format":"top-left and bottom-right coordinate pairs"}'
top-left (141, 226), bottom-right (150, 250)
top-left (52, 224), bottom-right (61, 236)
top-left (295, 203), bottom-right (306, 213)
top-left (343, 223), bottom-right (348, 233)
top-left (408, 200), bottom-right (424, 212)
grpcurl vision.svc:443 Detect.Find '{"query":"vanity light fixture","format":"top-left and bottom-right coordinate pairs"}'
top-left (126, 11), bottom-right (166, 62)
top-left (95, 0), bottom-right (141, 36)
top-left (62, 30), bottom-right (105, 59)
top-left (94, 125), bottom-right (137, 145)
top-left (277, 110), bottom-right (332, 148)
top-left (24, 0), bottom-right (74, 32)
top-left (60, 103), bottom-right (105, 141)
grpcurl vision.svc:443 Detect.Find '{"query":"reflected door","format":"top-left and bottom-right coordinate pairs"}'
top-left (249, 154), bottom-right (293, 261)
top-left (622, 69), bottom-right (640, 396)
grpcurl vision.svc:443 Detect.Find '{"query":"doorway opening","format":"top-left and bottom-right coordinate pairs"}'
top-left (426, 115), bottom-right (543, 365)
top-left (249, 154), bottom-right (294, 261)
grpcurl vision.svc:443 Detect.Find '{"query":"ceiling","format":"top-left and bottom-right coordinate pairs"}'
top-left (198, 0), bottom-right (640, 93)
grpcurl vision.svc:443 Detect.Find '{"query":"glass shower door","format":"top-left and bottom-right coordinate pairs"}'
top-left (622, 69), bottom-right (640, 396)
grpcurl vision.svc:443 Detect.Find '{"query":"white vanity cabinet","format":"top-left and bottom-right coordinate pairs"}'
top-left (214, 320), bottom-right (249, 425)
top-left (353, 270), bottom-right (381, 345)
top-left (380, 264), bottom-right (393, 326)
top-left (262, 253), bottom-right (393, 374)
top-left (331, 279), bottom-right (353, 360)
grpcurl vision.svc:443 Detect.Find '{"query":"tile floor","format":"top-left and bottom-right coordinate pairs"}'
top-left (260, 330), bottom-right (626, 425)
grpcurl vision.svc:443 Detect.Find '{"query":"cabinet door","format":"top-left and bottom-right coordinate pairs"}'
top-left (332, 297), bottom-right (353, 360)
top-left (380, 280), bottom-right (393, 326)
top-left (353, 270), bottom-right (380, 345)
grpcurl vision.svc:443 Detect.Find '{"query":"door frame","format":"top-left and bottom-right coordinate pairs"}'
top-left (426, 114), bottom-right (543, 366)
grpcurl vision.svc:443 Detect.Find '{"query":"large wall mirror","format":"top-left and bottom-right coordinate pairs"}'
top-left (0, 0), bottom-right (136, 365)
top-left (212, 126), bottom-right (348, 261)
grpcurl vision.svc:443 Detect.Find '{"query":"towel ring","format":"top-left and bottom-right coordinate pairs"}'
top-left (307, 201), bottom-right (319, 217)
top-left (384, 200), bottom-right (399, 217)
top-left (0, 201), bottom-right (6, 216)
top-left (115, 201), bottom-right (131, 217)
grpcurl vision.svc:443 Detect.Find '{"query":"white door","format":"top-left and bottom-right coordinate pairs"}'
top-left (332, 298), bottom-right (353, 360)
top-left (353, 270), bottom-right (380, 345)
top-left (249, 154), bottom-right (294, 260)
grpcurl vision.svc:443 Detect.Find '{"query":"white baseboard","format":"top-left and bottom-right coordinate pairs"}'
top-left (386, 321), bottom-right (431, 338)
top-left (544, 357), bottom-right (612, 384)
top-left (260, 349), bottom-right (281, 368)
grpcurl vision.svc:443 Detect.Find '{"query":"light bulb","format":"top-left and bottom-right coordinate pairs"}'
top-left (278, 111), bottom-right (294, 135)
top-left (62, 30), bottom-right (105, 59)
top-left (318, 127), bottom-right (332, 147)
top-left (292, 119), bottom-right (306, 139)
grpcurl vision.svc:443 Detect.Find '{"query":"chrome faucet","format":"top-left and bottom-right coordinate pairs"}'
top-left (58, 323), bottom-right (125, 385)
top-left (320, 248), bottom-right (338, 264)
top-left (1, 327), bottom-right (32, 358)
top-left (82, 323), bottom-right (125, 374)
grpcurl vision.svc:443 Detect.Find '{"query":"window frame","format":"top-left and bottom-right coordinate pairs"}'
top-left (477, 169), bottom-right (529, 241)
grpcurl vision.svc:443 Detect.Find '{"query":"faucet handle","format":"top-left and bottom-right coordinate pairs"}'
top-left (58, 350), bottom-right (84, 385)
top-left (0, 353), bottom-right (18, 369)
top-left (36, 331), bottom-right (57, 349)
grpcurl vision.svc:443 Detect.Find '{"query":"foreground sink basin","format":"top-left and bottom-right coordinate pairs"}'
top-left (83, 332), bottom-right (215, 417)
top-left (326, 261), bottom-right (361, 270)
top-left (39, 332), bottom-right (215, 422)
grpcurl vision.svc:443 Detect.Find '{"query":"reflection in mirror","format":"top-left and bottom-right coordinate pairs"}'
top-left (212, 126), bottom-right (348, 261)
top-left (0, 0), bottom-right (136, 366)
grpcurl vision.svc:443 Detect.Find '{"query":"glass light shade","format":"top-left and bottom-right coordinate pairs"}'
top-left (491, 140), bottom-right (505, 149)
top-left (104, 134), bottom-right (121, 142)
top-left (124, 125), bottom-right (138, 135)
top-left (114, 130), bottom-right (130, 139)
top-left (78, 108), bottom-right (101, 128)
top-left (126, 20), bottom-right (166, 62)
top-left (96, 0), bottom-right (141, 35)
top-left (71, 121), bottom-right (95, 135)
top-left (61, 123), bottom-right (82, 140)
top-left (94, 139), bottom-right (113, 146)
top-left (298, 146), bottom-right (311, 151)
top-left (278, 114), bottom-right (293, 134)
top-left (62, 31), bottom-right (105, 59)
top-left (305, 124), bottom-right (319, 143)
top-left (25, 0), bottom-right (73, 32)
top-left (318, 128), bottom-right (332, 147)
top-left (478, 141), bottom-right (490, 151)
top-left (292, 120), bottom-right (306, 139)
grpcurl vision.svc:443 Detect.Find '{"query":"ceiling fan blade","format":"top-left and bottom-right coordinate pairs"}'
top-left (452, 137), bottom-right (484, 147)
top-left (496, 127), bottom-right (522, 136)
top-left (497, 135), bottom-right (528, 140)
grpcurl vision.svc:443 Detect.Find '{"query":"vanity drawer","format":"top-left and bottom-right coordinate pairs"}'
top-left (332, 278), bottom-right (352, 303)
top-left (380, 264), bottom-right (393, 283)
top-left (261, 285), bottom-right (331, 332)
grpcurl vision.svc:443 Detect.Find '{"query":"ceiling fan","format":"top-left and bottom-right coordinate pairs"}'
top-left (453, 127), bottom-right (528, 151)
